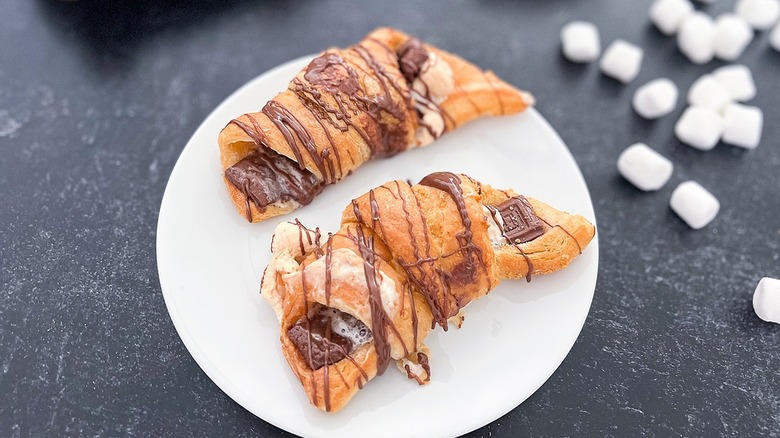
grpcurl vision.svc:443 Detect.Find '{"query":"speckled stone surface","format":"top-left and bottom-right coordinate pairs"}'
top-left (1, 0), bottom-right (779, 436)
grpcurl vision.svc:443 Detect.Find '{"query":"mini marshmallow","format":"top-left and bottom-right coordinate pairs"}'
top-left (771, 23), bottom-right (780, 50)
top-left (678, 12), bottom-right (717, 64)
top-left (712, 64), bottom-right (756, 101)
top-left (561, 21), bottom-right (601, 63)
top-left (753, 277), bottom-right (780, 324)
top-left (650, 0), bottom-right (695, 35)
top-left (736, 0), bottom-right (780, 31)
top-left (600, 40), bottom-right (644, 83)
top-left (674, 106), bottom-right (724, 150)
top-left (670, 181), bottom-right (720, 229)
top-left (617, 143), bottom-right (674, 191)
top-left (722, 103), bottom-right (763, 149)
top-left (687, 74), bottom-right (733, 111)
top-left (714, 14), bottom-right (754, 60)
top-left (632, 78), bottom-right (679, 119)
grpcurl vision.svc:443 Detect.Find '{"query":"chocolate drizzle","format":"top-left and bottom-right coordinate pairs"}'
top-left (324, 233), bottom-right (334, 305)
top-left (361, 182), bottom-right (446, 330)
top-left (303, 53), bottom-right (361, 95)
top-left (224, 148), bottom-right (324, 221)
top-left (403, 351), bottom-right (431, 384)
top-left (538, 216), bottom-right (582, 254)
top-left (351, 225), bottom-right (393, 375)
top-left (291, 218), bottom-right (322, 259)
top-left (350, 44), bottom-right (410, 158)
top-left (419, 172), bottom-right (486, 286)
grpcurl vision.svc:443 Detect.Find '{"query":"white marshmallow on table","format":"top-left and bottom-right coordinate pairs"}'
top-left (771, 23), bottom-right (780, 50)
top-left (633, 78), bottom-right (679, 119)
top-left (650, 0), bottom-right (695, 35)
top-left (722, 103), bottom-right (763, 149)
top-left (736, 0), bottom-right (780, 31)
top-left (561, 21), bottom-right (601, 63)
top-left (600, 40), bottom-right (644, 83)
top-left (670, 181), bottom-right (720, 229)
top-left (753, 277), bottom-right (780, 324)
top-left (712, 64), bottom-right (756, 102)
top-left (687, 74), bottom-right (733, 111)
top-left (714, 14), bottom-right (754, 60)
top-left (675, 106), bottom-right (724, 150)
top-left (617, 143), bottom-right (674, 191)
top-left (678, 12), bottom-right (717, 64)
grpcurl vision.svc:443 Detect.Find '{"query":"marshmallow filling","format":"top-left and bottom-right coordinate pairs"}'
top-left (288, 303), bottom-right (373, 370)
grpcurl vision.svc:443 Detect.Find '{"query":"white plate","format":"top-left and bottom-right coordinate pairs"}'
top-left (157, 56), bottom-right (599, 438)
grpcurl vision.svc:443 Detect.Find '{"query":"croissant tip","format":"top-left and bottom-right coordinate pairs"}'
top-left (521, 91), bottom-right (536, 107)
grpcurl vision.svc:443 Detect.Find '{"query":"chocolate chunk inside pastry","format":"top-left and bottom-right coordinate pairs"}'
top-left (219, 27), bottom-right (534, 222)
top-left (261, 173), bottom-right (595, 412)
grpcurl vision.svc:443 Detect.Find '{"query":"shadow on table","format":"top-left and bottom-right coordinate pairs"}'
top-left (34, 0), bottom-right (303, 70)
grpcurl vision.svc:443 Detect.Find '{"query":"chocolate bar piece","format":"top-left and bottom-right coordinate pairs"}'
top-left (496, 196), bottom-right (544, 244)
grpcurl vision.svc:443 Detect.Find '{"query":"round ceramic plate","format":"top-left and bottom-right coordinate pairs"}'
top-left (157, 56), bottom-right (599, 438)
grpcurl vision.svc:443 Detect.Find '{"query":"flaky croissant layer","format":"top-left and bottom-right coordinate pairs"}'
top-left (219, 27), bottom-right (534, 223)
top-left (261, 173), bottom-right (595, 412)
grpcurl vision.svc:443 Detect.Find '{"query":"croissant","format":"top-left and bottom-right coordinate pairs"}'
top-left (219, 27), bottom-right (534, 222)
top-left (261, 172), bottom-right (595, 412)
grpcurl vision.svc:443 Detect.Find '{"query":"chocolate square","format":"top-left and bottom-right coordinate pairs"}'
top-left (496, 196), bottom-right (544, 244)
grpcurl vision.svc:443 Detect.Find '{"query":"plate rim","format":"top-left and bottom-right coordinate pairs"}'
top-left (156, 55), bottom-right (599, 438)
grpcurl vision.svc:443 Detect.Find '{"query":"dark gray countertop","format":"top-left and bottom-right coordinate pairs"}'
top-left (2, 0), bottom-right (779, 436)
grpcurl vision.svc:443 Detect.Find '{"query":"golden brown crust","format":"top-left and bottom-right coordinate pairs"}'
top-left (219, 27), bottom-right (533, 223)
top-left (274, 225), bottom-right (434, 411)
top-left (261, 174), bottom-right (594, 413)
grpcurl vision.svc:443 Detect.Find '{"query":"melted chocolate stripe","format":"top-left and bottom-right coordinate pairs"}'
top-left (351, 199), bottom-right (364, 223)
top-left (368, 189), bottom-right (390, 239)
top-left (295, 61), bottom-right (375, 155)
top-left (538, 216), bottom-right (583, 254)
top-left (263, 100), bottom-right (328, 178)
top-left (228, 118), bottom-right (264, 145)
top-left (346, 217), bottom-right (410, 356)
top-left (406, 282), bottom-right (419, 350)
top-left (324, 233), bottom-right (333, 306)
top-left (417, 352), bottom-right (431, 380)
top-left (350, 44), bottom-right (410, 158)
top-left (438, 268), bottom-right (452, 331)
top-left (351, 225), bottom-right (392, 375)
top-left (389, 181), bottom-right (442, 331)
top-left (406, 182), bottom-right (446, 328)
top-left (293, 86), bottom-right (343, 182)
top-left (419, 172), bottom-right (487, 285)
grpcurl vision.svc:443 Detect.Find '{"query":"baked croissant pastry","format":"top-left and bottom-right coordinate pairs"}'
top-left (261, 172), bottom-right (595, 412)
top-left (219, 27), bottom-right (534, 222)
